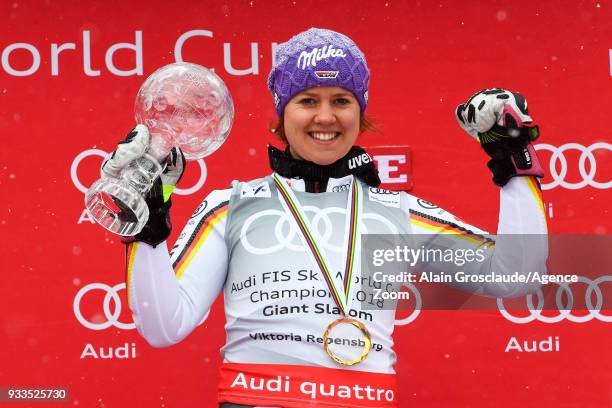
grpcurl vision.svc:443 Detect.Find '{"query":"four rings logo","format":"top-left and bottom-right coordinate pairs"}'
top-left (240, 208), bottom-right (400, 255)
top-left (332, 184), bottom-right (350, 192)
top-left (73, 282), bottom-right (135, 330)
top-left (70, 148), bottom-right (208, 196)
top-left (535, 142), bottom-right (611, 190)
top-left (497, 276), bottom-right (611, 323)
top-left (369, 188), bottom-right (399, 195)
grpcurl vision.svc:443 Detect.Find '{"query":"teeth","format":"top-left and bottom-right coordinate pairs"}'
top-left (311, 132), bottom-right (337, 141)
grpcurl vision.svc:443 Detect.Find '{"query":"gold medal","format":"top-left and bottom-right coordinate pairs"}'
top-left (323, 317), bottom-right (372, 366)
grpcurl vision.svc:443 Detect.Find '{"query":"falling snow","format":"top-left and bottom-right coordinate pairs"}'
top-left (496, 10), bottom-right (507, 21)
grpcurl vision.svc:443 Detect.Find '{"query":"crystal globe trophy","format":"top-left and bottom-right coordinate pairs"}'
top-left (85, 62), bottom-right (234, 236)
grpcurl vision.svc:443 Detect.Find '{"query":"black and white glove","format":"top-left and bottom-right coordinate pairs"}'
top-left (456, 88), bottom-right (544, 187)
top-left (102, 125), bottom-right (186, 247)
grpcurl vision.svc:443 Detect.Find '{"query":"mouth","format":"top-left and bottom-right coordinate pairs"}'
top-left (308, 131), bottom-right (340, 142)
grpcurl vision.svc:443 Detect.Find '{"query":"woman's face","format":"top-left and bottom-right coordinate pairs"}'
top-left (283, 87), bottom-right (360, 165)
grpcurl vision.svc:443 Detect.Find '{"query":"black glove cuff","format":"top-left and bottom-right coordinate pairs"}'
top-left (131, 199), bottom-right (172, 247)
top-left (486, 156), bottom-right (520, 187)
top-left (121, 178), bottom-right (173, 247)
top-left (479, 125), bottom-right (544, 187)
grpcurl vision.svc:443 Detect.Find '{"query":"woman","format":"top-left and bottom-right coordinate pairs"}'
top-left (105, 28), bottom-right (547, 407)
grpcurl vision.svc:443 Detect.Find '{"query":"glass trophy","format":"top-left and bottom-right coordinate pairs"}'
top-left (85, 62), bottom-right (234, 236)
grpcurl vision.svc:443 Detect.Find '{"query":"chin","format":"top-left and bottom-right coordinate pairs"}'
top-left (307, 146), bottom-right (352, 166)
top-left (314, 160), bottom-right (335, 166)
top-left (309, 154), bottom-right (341, 166)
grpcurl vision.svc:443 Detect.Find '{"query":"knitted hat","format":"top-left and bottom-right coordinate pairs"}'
top-left (268, 28), bottom-right (370, 117)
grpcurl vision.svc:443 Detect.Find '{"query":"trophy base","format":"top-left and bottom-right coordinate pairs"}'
top-left (85, 178), bottom-right (150, 236)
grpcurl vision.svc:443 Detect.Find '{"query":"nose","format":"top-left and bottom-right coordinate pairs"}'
top-left (313, 102), bottom-right (336, 125)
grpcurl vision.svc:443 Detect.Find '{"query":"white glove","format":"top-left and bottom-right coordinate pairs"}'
top-left (103, 125), bottom-right (186, 246)
top-left (101, 124), bottom-right (185, 202)
top-left (455, 88), bottom-right (534, 140)
top-left (101, 124), bottom-right (150, 178)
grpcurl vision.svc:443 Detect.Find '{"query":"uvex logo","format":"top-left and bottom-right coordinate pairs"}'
top-left (348, 153), bottom-right (372, 170)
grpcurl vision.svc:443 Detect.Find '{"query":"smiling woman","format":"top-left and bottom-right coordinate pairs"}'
top-left (105, 26), bottom-right (549, 408)
top-left (267, 28), bottom-right (375, 168)
top-left (283, 87), bottom-right (361, 165)
top-left (263, 28), bottom-right (383, 192)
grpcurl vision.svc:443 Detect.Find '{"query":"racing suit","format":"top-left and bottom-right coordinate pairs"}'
top-left (125, 168), bottom-right (547, 407)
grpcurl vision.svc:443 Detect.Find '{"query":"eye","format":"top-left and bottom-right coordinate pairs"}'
top-left (298, 97), bottom-right (316, 106)
top-left (334, 97), bottom-right (352, 106)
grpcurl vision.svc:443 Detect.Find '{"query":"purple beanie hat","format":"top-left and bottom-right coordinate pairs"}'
top-left (268, 27), bottom-right (370, 117)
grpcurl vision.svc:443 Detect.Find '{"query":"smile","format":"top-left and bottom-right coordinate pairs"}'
top-left (309, 132), bottom-right (340, 141)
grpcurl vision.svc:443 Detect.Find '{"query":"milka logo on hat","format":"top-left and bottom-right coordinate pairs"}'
top-left (297, 45), bottom-right (347, 70)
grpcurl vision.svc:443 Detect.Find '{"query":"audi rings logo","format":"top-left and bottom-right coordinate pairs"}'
top-left (497, 275), bottom-right (611, 323)
top-left (535, 143), bottom-right (611, 190)
top-left (73, 282), bottom-right (135, 330)
top-left (70, 148), bottom-right (208, 195)
top-left (332, 184), bottom-right (350, 192)
top-left (240, 207), bottom-right (400, 255)
top-left (369, 188), bottom-right (400, 195)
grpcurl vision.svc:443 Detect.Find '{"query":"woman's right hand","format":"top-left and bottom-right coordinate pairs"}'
top-left (101, 124), bottom-right (150, 178)
top-left (104, 125), bottom-right (186, 246)
top-left (102, 124), bottom-right (186, 198)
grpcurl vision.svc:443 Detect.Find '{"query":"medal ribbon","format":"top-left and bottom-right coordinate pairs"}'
top-left (273, 173), bottom-right (361, 313)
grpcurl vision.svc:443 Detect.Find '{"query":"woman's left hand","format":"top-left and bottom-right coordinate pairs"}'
top-left (455, 88), bottom-right (534, 139)
top-left (455, 88), bottom-right (543, 186)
